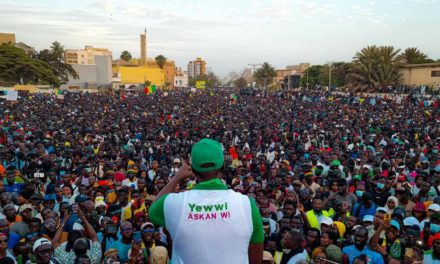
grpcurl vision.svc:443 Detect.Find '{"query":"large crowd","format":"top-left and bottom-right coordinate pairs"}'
top-left (0, 88), bottom-right (438, 264)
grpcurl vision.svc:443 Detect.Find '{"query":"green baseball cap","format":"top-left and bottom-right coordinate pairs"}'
top-left (353, 175), bottom-right (362, 181)
top-left (191, 139), bottom-right (224, 172)
top-left (332, 160), bottom-right (341, 166)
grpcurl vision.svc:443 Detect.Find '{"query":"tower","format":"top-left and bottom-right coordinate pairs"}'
top-left (140, 28), bottom-right (147, 66)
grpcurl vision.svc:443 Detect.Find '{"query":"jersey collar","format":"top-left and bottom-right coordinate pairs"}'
top-left (192, 178), bottom-right (228, 190)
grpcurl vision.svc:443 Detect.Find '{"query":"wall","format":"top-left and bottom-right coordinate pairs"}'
top-left (400, 64), bottom-right (440, 87)
top-left (61, 64), bottom-right (97, 89)
top-left (95, 55), bottom-right (112, 87)
top-left (112, 65), bottom-right (165, 86)
top-left (163, 61), bottom-right (175, 89)
top-left (174, 74), bottom-right (188, 88)
top-left (0, 33), bottom-right (15, 44)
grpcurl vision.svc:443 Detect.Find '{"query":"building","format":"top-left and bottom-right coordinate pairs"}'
top-left (0, 33), bottom-right (15, 44)
top-left (243, 69), bottom-right (253, 83)
top-left (111, 30), bottom-right (178, 89)
top-left (112, 59), bottom-right (165, 88)
top-left (400, 63), bottom-right (440, 87)
top-left (286, 63), bottom-right (310, 74)
top-left (187, 57), bottom-right (206, 78)
top-left (274, 63), bottom-right (310, 89)
top-left (61, 55), bottom-right (112, 89)
top-left (65, 46), bottom-right (112, 64)
top-left (174, 67), bottom-right (189, 88)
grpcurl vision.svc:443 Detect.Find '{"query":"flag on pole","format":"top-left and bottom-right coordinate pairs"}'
top-left (145, 84), bottom-right (157, 94)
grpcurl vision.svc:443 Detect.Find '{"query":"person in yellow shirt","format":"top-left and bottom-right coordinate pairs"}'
top-left (122, 190), bottom-right (146, 220)
top-left (305, 197), bottom-right (329, 231)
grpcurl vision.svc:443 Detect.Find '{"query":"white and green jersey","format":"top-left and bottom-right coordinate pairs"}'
top-left (149, 178), bottom-right (264, 264)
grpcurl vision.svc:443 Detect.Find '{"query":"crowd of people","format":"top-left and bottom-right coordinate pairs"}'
top-left (0, 88), bottom-right (438, 264)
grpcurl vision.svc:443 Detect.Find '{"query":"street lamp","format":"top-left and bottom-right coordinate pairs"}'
top-left (327, 62), bottom-right (333, 91)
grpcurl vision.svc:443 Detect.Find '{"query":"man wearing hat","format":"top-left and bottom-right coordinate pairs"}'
top-left (30, 238), bottom-right (60, 264)
top-left (149, 138), bottom-right (264, 264)
top-left (10, 204), bottom-right (33, 238)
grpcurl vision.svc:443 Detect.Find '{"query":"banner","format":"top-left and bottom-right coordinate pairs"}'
top-left (195, 81), bottom-right (206, 89)
top-left (5, 91), bottom-right (18, 101)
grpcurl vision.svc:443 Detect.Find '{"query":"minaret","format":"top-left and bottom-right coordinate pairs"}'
top-left (140, 28), bottom-right (147, 66)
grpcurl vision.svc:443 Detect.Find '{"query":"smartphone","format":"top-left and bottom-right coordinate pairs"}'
top-left (384, 214), bottom-right (391, 221)
top-left (106, 224), bottom-right (117, 235)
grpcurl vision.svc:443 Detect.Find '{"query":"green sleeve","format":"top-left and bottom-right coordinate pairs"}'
top-left (148, 194), bottom-right (169, 227)
top-left (249, 197), bottom-right (264, 244)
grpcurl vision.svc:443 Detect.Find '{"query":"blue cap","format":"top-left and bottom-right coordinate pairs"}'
top-left (363, 215), bottom-right (374, 222)
top-left (390, 220), bottom-right (400, 231)
top-left (403, 216), bottom-right (420, 227)
top-left (44, 194), bottom-right (56, 201)
top-left (376, 207), bottom-right (387, 213)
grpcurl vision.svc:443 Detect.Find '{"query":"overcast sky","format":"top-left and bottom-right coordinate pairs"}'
top-left (1, 0), bottom-right (439, 77)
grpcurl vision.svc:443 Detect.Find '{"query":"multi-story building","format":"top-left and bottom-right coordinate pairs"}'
top-left (187, 57), bottom-right (206, 78)
top-left (64, 46), bottom-right (112, 65)
top-left (174, 67), bottom-right (189, 88)
top-left (274, 63), bottom-right (310, 89)
top-left (0, 33), bottom-right (15, 44)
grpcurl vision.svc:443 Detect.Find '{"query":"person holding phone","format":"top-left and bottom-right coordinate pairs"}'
top-left (149, 139), bottom-right (264, 264)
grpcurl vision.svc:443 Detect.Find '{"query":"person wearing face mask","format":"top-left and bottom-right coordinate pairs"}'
top-left (352, 192), bottom-right (377, 220)
top-left (371, 177), bottom-right (390, 207)
top-left (261, 207), bottom-right (278, 235)
top-left (342, 226), bottom-right (384, 264)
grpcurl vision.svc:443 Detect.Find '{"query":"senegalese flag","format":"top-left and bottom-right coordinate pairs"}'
top-left (57, 89), bottom-right (63, 95)
top-left (145, 84), bottom-right (157, 94)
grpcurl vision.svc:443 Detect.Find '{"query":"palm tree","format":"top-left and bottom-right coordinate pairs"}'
top-left (399, 47), bottom-right (430, 64)
top-left (155, 54), bottom-right (167, 69)
top-left (347, 46), bottom-right (401, 91)
top-left (253, 62), bottom-right (276, 89)
top-left (120, 51), bottom-right (132, 62)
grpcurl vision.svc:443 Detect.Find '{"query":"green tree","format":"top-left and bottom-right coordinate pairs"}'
top-left (35, 41), bottom-right (79, 85)
top-left (0, 43), bottom-right (58, 85)
top-left (189, 72), bottom-right (220, 88)
top-left (347, 45), bottom-right (401, 91)
top-left (120, 50), bottom-right (132, 61)
top-left (399, 47), bottom-right (432, 64)
top-left (155, 54), bottom-right (167, 69)
top-left (234, 77), bottom-right (247, 89)
top-left (301, 65), bottom-right (325, 88)
top-left (253, 62), bottom-right (276, 89)
top-left (331, 62), bottom-right (351, 88)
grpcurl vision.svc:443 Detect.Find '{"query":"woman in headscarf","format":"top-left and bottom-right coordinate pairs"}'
top-left (385, 196), bottom-right (399, 214)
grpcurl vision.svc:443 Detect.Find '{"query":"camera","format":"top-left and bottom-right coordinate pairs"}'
top-left (106, 224), bottom-right (118, 235)
top-left (33, 173), bottom-right (45, 178)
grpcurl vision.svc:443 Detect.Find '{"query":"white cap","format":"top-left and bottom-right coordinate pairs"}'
top-left (319, 216), bottom-right (334, 226)
top-left (403, 216), bottom-right (420, 227)
top-left (428, 204), bottom-right (440, 212)
top-left (33, 238), bottom-right (52, 252)
top-left (363, 215), bottom-right (374, 222)
top-left (173, 158), bottom-right (181, 164)
top-left (141, 222), bottom-right (154, 230)
top-left (95, 200), bottom-right (107, 209)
